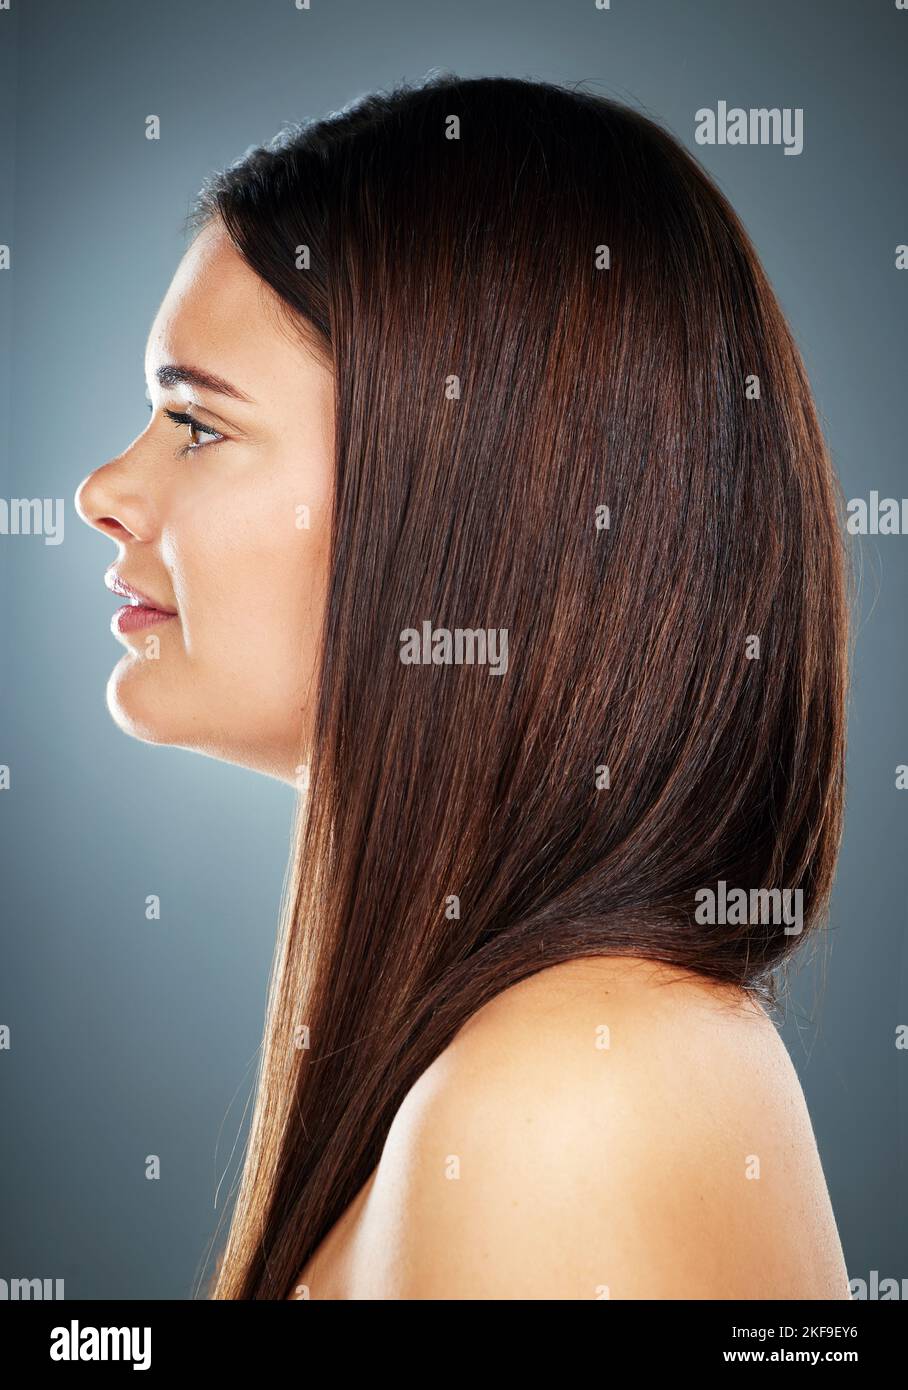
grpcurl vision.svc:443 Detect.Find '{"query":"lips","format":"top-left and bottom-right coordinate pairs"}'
top-left (105, 567), bottom-right (178, 638)
top-left (104, 568), bottom-right (178, 615)
top-left (111, 604), bottom-right (177, 635)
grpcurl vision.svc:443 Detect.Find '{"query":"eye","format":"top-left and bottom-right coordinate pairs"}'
top-left (146, 400), bottom-right (225, 456)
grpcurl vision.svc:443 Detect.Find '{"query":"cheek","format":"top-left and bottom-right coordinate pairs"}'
top-left (166, 469), bottom-right (331, 714)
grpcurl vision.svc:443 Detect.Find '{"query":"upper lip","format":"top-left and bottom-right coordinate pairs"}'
top-left (105, 568), bottom-right (177, 614)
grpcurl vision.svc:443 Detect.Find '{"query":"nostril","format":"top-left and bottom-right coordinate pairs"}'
top-left (97, 517), bottom-right (133, 538)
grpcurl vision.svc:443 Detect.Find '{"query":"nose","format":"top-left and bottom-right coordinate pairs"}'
top-left (74, 454), bottom-right (149, 543)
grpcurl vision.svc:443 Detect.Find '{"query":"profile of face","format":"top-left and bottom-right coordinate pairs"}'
top-left (74, 220), bottom-right (335, 785)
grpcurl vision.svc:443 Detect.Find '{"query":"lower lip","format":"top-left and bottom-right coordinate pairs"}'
top-left (111, 604), bottom-right (178, 634)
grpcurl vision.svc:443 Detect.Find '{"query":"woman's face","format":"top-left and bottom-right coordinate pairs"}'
top-left (74, 218), bottom-right (334, 785)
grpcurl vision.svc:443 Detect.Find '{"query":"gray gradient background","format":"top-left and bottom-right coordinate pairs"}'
top-left (0, 0), bottom-right (905, 1299)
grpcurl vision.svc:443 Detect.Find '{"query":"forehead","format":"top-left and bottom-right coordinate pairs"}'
top-left (144, 219), bottom-right (313, 395)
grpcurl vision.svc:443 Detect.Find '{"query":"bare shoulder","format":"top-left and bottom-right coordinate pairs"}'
top-left (346, 956), bottom-right (849, 1299)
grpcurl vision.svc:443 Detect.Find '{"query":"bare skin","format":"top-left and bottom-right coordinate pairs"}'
top-left (289, 955), bottom-right (850, 1300)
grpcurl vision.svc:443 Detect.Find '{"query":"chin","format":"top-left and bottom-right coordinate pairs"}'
top-left (105, 659), bottom-right (175, 746)
top-left (105, 657), bottom-right (307, 781)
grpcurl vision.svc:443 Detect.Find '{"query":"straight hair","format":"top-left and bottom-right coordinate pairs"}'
top-left (187, 74), bottom-right (850, 1300)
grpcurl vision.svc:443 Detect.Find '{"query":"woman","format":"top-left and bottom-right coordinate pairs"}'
top-left (75, 74), bottom-right (851, 1300)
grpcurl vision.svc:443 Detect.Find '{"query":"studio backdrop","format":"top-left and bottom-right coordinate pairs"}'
top-left (0, 0), bottom-right (905, 1302)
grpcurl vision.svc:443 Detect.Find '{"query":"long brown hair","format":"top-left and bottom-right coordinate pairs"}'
top-left (188, 75), bottom-right (850, 1299)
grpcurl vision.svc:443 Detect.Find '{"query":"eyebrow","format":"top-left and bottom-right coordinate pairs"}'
top-left (153, 362), bottom-right (256, 404)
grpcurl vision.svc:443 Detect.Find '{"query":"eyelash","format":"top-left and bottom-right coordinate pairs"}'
top-left (146, 400), bottom-right (225, 456)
